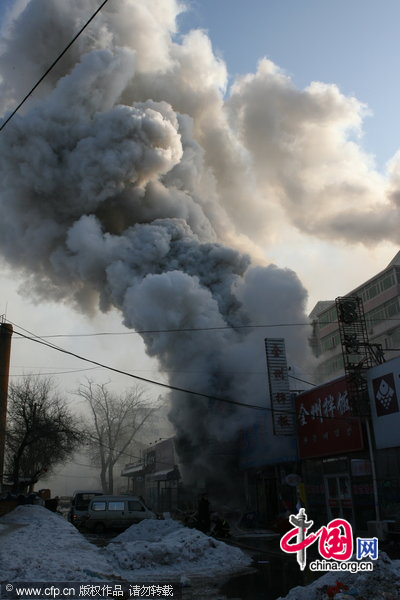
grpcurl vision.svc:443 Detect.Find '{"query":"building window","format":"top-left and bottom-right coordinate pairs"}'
top-left (316, 354), bottom-right (345, 380)
top-left (360, 270), bottom-right (395, 303)
top-left (366, 297), bottom-right (400, 333)
top-left (381, 272), bottom-right (395, 291)
top-left (386, 298), bottom-right (399, 317)
top-left (318, 306), bottom-right (337, 327)
top-left (320, 332), bottom-right (341, 353)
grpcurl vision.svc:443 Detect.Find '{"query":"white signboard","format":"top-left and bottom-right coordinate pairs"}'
top-left (367, 357), bottom-right (400, 449)
top-left (265, 338), bottom-right (295, 435)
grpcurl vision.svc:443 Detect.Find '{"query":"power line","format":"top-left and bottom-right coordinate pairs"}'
top-left (9, 366), bottom-right (316, 391)
top-left (288, 374), bottom-right (316, 387)
top-left (12, 327), bottom-right (269, 411)
top-left (12, 323), bottom-right (313, 338)
top-left (85, 434), bottom-right (186, 470)
top-left (9, 366), bottom-right (103, 377)
top-left (8, 363), bottom-right (315, 380)
top-left (0, 0), bottom-right (111, 133)
top-left (11, 326), bottom-right (368, 421)
top-left (9, 319), bottom-right (78, 355)
top-left (9, 320), bottom-right (370, 421)
top-left (10, 317), bottom-right (400, 339)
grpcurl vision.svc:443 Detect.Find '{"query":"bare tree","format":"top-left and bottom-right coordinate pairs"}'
top-left (77, 380), bottom-right (156, 494)
top-left (6, 376), bottom-right (83, 492)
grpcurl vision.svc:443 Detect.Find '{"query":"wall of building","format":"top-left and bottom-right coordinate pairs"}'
top-left (121, 437), bottom-right (182, 513)
top-left (302, 454), bottom-right (375, 532)
top-left (310, 257), bottom-right (400, 383)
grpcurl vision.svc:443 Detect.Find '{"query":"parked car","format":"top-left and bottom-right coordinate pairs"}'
top-left (84, 495), bottom-right (157, 533)
top-left (68, 490), bottom-right (103, 527)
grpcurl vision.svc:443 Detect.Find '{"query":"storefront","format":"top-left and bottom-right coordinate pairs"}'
top-left (143, 438), bottom-right (182, 513)
top-left (146, 466), bottom-right (181, 513)
top-left (296, 376), bottom-right (373, 530)
top-left (120, 462), bottom-right (145, 497)
top-left (239, 411), bottom-right (300, 526)
top-left (367, 357), bottom-right (400, 522)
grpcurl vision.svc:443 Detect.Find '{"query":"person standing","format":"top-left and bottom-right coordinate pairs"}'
top-left (197, 492), bottom-right (211, 533)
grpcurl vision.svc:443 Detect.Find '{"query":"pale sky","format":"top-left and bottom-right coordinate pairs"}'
top-left (179, 0), bottom-right (400, 299)
top-left (180, 0), bottom-right (400, 169)
top-left (1, 0), bottom-right (400, 493)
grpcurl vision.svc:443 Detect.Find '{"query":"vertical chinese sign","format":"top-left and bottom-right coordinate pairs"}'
top-left (296, 377), bottom-right (363, 459)
top-left (265, 338), bottom-right (295, 435)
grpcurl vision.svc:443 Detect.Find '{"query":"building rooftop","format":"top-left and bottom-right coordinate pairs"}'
top-left (309, 300), bottom-right (334, 320)
top-left (309, 250), bottom-right (400, 319)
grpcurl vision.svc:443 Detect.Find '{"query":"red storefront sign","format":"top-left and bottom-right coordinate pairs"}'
top-left (296, 377), bottom-right (363, 459)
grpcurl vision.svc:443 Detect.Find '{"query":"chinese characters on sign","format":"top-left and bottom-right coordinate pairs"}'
top-left (296, 377), bottom-right (363, 458)
top-left (265, 338), bottom-right (294, 435)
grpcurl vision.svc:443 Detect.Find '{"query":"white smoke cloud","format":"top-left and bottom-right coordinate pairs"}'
top-left (226, 58), bottom-right (397, 242)
top-left (7, 0), bottom-right (397, 487)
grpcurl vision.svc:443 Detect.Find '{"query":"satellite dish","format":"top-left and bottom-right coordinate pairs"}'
top-left (285, 474), bottom-right (302, 487)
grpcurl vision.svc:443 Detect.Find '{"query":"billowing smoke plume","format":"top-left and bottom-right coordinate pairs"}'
top-left (0, 0), bottom-right (347, 491)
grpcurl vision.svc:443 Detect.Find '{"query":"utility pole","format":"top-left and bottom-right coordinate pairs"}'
top-left (0, 319), bottom-right (13, 490)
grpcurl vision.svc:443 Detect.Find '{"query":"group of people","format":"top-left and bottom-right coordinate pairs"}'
top-left (196, 493), bottom-right (230, 538)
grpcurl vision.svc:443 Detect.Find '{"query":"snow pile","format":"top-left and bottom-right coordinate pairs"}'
top-left (0, 505), bottom-right (119, 582)
top-left (106, 518), bottom-right (251, 577)
top-left (0, 507), bottom-right (250, 583)
top-left (278, 552), bottom-right (400, 600)
top-left (111, 517), bottom-right (185, 543)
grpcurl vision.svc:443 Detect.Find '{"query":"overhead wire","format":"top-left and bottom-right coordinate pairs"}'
top-left (86, 434), bottom-right (177, 470)
top-left (8, 366), bottom-right (315, 383)
top-left (0, 0), bottom-right (111, 133)
top-left (11, 326), bottom-right (269, 411)
top-left (9, 317), bottom-right (400, 340)
top-left (12, 323), bottom-right (313, 338)
top-left (9, 366), bottom-right (103, 377)
top-left (9, 321), bottom-right (369, 421)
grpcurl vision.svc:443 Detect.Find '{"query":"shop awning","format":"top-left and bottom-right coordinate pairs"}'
top-left (148, 467), bottom-right (180, 481)
top-left (121, 463), bottom-right (144, 477)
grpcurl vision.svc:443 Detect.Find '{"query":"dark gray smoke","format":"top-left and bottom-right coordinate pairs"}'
top-left (0, 0), bottom-right (315, 490)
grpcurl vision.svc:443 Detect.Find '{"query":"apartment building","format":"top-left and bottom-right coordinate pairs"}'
top-left (310, 251), bottom-right (400, 383)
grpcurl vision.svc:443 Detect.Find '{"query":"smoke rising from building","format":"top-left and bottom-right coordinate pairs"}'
top-left (0, 0), bottom-right (344, 487)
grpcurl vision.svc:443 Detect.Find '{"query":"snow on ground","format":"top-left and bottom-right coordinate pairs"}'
top-left (111, 518), bottom-right (184, 543)
top-left (277, 552), bottom-right (400, 600)
top-left (106, 518), bottom-right (251, 579)
top-left (0, 506), bottom-right (251, 583)
top-left (0, 505), bottom-right (119, 582)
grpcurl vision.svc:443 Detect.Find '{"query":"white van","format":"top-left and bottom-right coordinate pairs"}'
top-left (85, 495), bottom-right (157, 533)
top-left (68, 490), bottom-right (104, 527)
